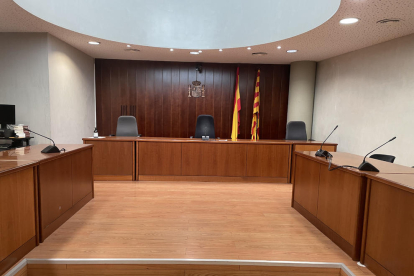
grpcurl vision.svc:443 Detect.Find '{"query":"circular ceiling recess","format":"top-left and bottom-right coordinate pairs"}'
top-left (14, 0), bottom-right (340, 50)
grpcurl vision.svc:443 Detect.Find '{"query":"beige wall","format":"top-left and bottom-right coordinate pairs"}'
top-left (287, 61), bottom-right (316, 139)
top-left (47, 34), bottom-right (95, 144)
top-left (313, 34), bottom-right (414, 166)
top-left (0, 33), bottom-right (51, 144)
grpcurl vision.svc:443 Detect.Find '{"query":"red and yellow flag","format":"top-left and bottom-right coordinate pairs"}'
top-left (251, 70), bottom-right (260, 141)
top-left (231, 67), bottom-right (241, 140)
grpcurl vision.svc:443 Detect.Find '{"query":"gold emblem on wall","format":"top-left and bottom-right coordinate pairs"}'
top-left (188, 64), bottom-right (205, 98)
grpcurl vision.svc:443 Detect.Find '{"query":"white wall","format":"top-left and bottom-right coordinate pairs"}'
top-left (287, 61), bottom-right (316, 139)
top-left (0, 33), bottom-right (51, 144)
top-left (313, 34), bottom-right (414, 167)
top-left (47, 34), bottom-right (95, 144)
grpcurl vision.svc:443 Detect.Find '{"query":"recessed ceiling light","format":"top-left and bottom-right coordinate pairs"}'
top-left (219, 49), bottom-right (223, 52)
top-left (277, 46), bottom-right (282, 49)
top-left (190, 52), bottom-right (200, 55)
top-left (340, 18), bottom-right (359, 24)
top-left (88, 41), bottom-right (100, 45)
top-left (127, 45), bottom-right (131, 47)
top-left (198, 50), bottom-right (202, 53)
top-left (247, 47), bottom-right (251, 50)
top-left (287, 50), bottom-right (298, 53)
top-left (170, 48), bottom-right (174, 51)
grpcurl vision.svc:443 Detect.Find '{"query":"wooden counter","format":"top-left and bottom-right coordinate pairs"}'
top-left (0, 144), bottom-right (93, 274)
top-left (361, 173), bottom-right (414, 276)
top-left (83, 137), bottom-right (337, 182)
top-left (292, 151), bottom-right (414, 262)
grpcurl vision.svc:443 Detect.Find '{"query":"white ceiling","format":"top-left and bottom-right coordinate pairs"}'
top-left (13, 0), bottom-right (340, 50)
top-left (1, 0), bottom-right (414, 64)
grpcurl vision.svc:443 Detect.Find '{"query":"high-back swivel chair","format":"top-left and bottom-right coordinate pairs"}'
top-left (285, 121), bottom-right (307, 140)
top-left (116, 116), bottom-right (139, 137)
top-left (195, 115), bottom-right (215, 138)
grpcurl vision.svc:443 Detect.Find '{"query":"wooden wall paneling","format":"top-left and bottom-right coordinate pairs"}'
top-left (136, 61), bottom-right (146, 135)
top-left (182, 143), bottom-right (246, 177)
top-left (170, 64), bottom-right (181, 138)
top-left (317, 166), bottom-right (366, 249)
top-left (278, 65), bottom-right (290, 138)
top-left (178, 63), bottom-right (189, 138)
top-left (187, 64), bottom-right (197, 137)
top-left (72, 149), bottom-right (93, 205)
top-left (212, 65), bottom-right (223, 138)
top-left (39, 157), bottom-right (73, 230)
top-left (292, 155), bottom-right (320, 216)
top-left (0, 168), bottom-right (35, 261)
top-left (364, 181), bottom-right (414, 276)
top-left (95, 60), bottom-right (290, 139)
top-left (138, 142), bottom-right (182, 176)
top-left (145, 62), bottom-right (155, 137)
top-left (246, 144), bottom-right (290, 178)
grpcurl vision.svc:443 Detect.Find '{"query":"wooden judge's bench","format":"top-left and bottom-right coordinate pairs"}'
top-left (83, 136), bottom-right (337, 183)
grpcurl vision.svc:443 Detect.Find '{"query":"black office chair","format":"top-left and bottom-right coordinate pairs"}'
top-left (194, 115), bottom-right (215, 138)
top-left (285, 121), bottom-right (307, 140)
top-left (370, 154), bottom-right (396, 163)
top-left (116, 116), bottom-right (139, 137)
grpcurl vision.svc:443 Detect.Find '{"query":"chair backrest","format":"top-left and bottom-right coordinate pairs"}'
top-left (195, 115), bottom-right (215, 138)
top-left (370, 154), bottom-right (396, 163)
top-left (116, 116), bottom-right (138, 137)
top-left (285, 121), bottom-right (307, 140)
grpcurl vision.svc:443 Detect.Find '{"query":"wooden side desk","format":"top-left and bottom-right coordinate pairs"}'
top-left (361, 173), bottom-right (414, 276)
top-left (292, 151), bottom-right (414, 262)
top-left (83, 137), bottom-right (337, 183)
top-left (0, 161), bottom-right (38, 275)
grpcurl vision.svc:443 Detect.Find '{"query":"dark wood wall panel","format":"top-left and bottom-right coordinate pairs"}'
top-left (95, 59), bottom-right (290, 139)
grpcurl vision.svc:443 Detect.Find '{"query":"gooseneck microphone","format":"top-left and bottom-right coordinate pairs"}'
top-left (358, 136), bottom-right (396, 172)
top-left (315, 125), bottom-right (338, 158)
top-left (27, 129), bottom-right (61, 153)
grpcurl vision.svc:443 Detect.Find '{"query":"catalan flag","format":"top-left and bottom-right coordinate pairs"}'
top-left (231, 67), bottom-right (241, 141)
top-left (251, 70), bottom-right (260, 141)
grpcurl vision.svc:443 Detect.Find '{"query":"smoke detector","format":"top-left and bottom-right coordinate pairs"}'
top-left (252, 52), bottom-right (268, 56)
top-left (377, 18), bottom-right (401, 24)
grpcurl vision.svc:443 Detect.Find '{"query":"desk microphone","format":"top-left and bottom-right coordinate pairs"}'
top-left (27, 129), bottom-right (61, 153)
top-left (315, 125), bottom-right (338, 158)
top-left (358, 136), bottom-right (396, 172)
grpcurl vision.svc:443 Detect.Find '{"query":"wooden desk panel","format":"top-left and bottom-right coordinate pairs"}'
top-left (72, 148), bottom-right (93, 205)
top-left (182, 143), bottom-right (247, 177)
top-left (39, 156), bottom-right (73, 229)
top-left (84, 140), bottom-right (134, 181)
top-left (318, 166), bottom-right (366, 249)
top-left (0, 167), bottom-right (36, 262)
top-left (292, 155), bottom-right (320, 216)
top-left (138, 142), bottom-right (181, 176)
top-left (361, 177), bottom-right (414, 276)
top-left (246, 144), bottom-right (290, 179)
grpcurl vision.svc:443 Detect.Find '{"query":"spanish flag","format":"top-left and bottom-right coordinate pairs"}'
top-left (231, 67), bottom-right (241, 141)
top-left (251, 70), bottom-right (260, 141)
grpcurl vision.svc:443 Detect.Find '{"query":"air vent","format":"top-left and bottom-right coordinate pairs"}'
top-left (124, 48), bottom-right (140, 52)
top-left (252, 52), bottom-right (268, 56)
top-left (377, 18), bottom-right (401, 24)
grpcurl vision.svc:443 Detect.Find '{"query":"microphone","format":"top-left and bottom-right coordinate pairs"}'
top-left (27, 129), bottom-right (61, 153)
top-left (358, 136), bottom-right (396, 172)
top-left (315, 125), bottom-right (338, 158)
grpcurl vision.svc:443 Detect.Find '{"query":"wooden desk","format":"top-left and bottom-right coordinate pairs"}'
top-left (0, 144), bottom-right (93, 274)
top-left (361, 173), bottom-right (414, 276)
top-left (83, 137), bottom-right (337, 183)
top-left (0, 161), bottom-right (37, 275)
top-left (292, 151), bottom-right (414, 262)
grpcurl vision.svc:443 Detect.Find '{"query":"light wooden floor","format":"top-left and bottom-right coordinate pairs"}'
top-left (26, 181), bottom-right (373, 276)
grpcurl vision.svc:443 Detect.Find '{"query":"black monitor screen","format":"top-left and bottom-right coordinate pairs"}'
top-left (0, 104), bottom-right (16, 125)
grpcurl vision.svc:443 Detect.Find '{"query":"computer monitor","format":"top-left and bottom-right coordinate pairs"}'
top-left (0, 104), bottom-right (15, 129)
